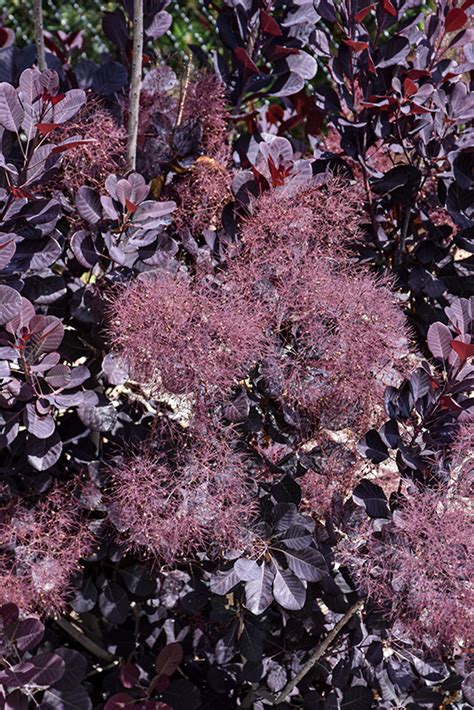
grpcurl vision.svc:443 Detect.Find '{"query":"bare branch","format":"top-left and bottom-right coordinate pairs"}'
top-left (126, 0), bottom-right (144, 172)
top-left (33, 0), bottom-right (46, 72)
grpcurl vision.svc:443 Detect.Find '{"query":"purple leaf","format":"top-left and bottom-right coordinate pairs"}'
top-left (27, 432), bottom-right (62, 471)
top-left (234, 558), bottom-right (261, 581)
top-left (53, 648), bottom-right (87, 691)
top-left (273, 566), bottom-right (306, 610)
top-left (71, 230), bottom-right (99, 269)
top-left (102, 353), bottom-right (129, 385)
top-left (28, 652), bottom-right (65, 686)
top-left (0, 285), bottom-right (21, 325)
top-left (155, 643), bottom-right (183, 678)
top-left (76, 187), bottom-right (102, 224)
top-left (244, 561), bottom-right (274, 614)
top-left (0, 82), bottom-right (23, 131)
top-left (12, 617), bottom-right (45, 651)
top-left (209, 567), bottom-right (240, 595)
top-left (146, 11), bottom-right (173, 38)
top-left (98, 581), bottom-right (129, 624)
top-left (357, 429), bottom-right (390, 463)
top-left (120, 662), bottom-right (139, 689)
top-left (353, 479), bottom-right (390, 518)
top-left (0, 232), bottom-right (16, 269)
top-left (52, 89), bottom-right (86, 124)
top-left (427, 322), bottom-right (453, 360)
top-left (25, 403), bottom-right (55, 439)
top-left (283, 525), bottom-right (313, 550)
top-left (44, 364), bottom-right (71, 389)
top-left (283, 548), bottom-right (326, 582)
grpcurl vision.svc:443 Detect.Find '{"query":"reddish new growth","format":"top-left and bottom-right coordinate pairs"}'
top-left (54, 96), bottom-right (126, 193)
top-left (0, 485), bottom-right (94, 614)
top-left (228, 178), bottom-right (408, 430)
top-left (107, 271), bottom-right (270, 398)
top-left (109, 436), bottom-right (254, 562)
top-left (343, 491), bottom-right (474, 653)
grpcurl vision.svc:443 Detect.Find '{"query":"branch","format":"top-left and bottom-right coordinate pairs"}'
top-left (273, 599), bottom-right (364, 705)
top-left (33, 0), bottom-right (46, 72)
top-left (126, 0), bottom-right (144, 172)
top-left (55, 616), bottom-right (117, 663)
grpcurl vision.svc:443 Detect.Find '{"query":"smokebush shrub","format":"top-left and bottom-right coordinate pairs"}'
top-left (0, 1), bottom-right (472, 707)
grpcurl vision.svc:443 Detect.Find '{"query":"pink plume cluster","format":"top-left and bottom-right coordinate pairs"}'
top-left (173, 156), bottom-right (232, 234)
top-left (183, 73), bottom-right (229, 160)
top-left (107, 271), bottom-right (270, 399)
top-left (450, 424), bottom-right (474, 497)
top-left (174, 73), bottom-right (231, 234)
top-left (342, 490), bottom-right (474, 653)
top-left (109, 434), bottom-right (254, 562)
top-left (229, 179), bottom-right (408, 431)
top-left (0, 485), bottom-right (94, 614)
top-left (55, 96), bottom-right (126, 193)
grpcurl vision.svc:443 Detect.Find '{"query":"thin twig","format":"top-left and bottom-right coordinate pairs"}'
top-left (273, 599), bottom-right (364, 705)
top-left (55, 616), bottom-right (117, 663)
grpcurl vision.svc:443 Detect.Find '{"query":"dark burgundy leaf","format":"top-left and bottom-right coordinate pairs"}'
top-left (27, 432), bottom-right (62, 471)
top-left (155, 643), bottom-right (183, 678)
top-left (13, 617), bottom-right (45, 651)
top-left (0, 285), bottom-right (21, 325)
top-left (76, 187), bottom-right (102, 224)
top-left (379, 419), bottom-right (400, 449)
top-left (357, 429), bottom-right (389, 463)
top-left (272, 566), bottom-right (306, 610)
top-left (445, 8), bottom-right (467, 32)
top-left (29, 652), bottom-right (65, 686)
top-left (120, 663), bottom-right (139, 689)
top-left (53, 648), bottom-right (87, 691)
top-left (353, 479), bottom-right (390, 518)
top-left (99, 582), bottom-right (130, 624)
top-left (244, 561), bottom-right (274, 614)
top-left (283, 548), bottom-right (326, 582)
top-left (427, 322), bottom-right (452, 360)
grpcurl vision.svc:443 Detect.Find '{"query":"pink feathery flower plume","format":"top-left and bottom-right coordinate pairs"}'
top-left (0, 484), bottom-right (95, 615)
top-left (341, 490), bottom-right (474, 653)
top-left (107, 271), bottom-right (271, 399)
top-left (108, 430), bottom-right (256, 563)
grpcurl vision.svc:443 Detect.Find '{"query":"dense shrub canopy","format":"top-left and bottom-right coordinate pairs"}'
top-left (0, 1), bottom-right (473, 708)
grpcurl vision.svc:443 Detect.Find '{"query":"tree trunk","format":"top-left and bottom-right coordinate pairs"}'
top-left (126, 0), bottom-right (144, 172)
top-left (33, 0), bottom-right (46, 72)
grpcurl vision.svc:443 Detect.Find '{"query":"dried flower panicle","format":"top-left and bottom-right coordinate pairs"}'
top-left (109, 435), bottom-right (255, 562)
top-left (450, 424), bottom-right (474, 497)
top-left (342, 490), bottom-right (474, 653)
top-left (107, 271), bottom-right (270, 398)
top-left (0, 485), bottom-right (94, 615)
top-left (228, 178), bottom-right (408, 430)
top-left (174, 156), bottom-right (233, 234)
top-left (54, 95), bottom-right (126, 193)
top-left (183, 73), bottom-right (229, 161)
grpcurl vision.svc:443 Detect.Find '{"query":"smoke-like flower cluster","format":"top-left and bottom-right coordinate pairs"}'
top-left (0, 485), bottom-right (94, 614)
top-left (342, 490), bottom-right (474, 653)
top-left (228, 178), bottom-right (408, 430)
top-left (107, 271), bottom-right (270, 398)
top-left (183, 73), bottom-right (229, 160)
top-left (109, 433), bottom-right (254, 562)
top-left (55, 96), bottom-right (126, 193)
top-left (174, 156), bottom-right (232, 234)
